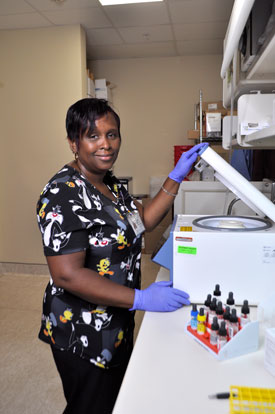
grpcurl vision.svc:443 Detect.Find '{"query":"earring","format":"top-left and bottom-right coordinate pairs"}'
top-left (74, 152), bottom-right (78, 160)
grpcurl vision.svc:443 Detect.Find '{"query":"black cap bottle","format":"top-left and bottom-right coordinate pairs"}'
top-left (241, 300), bottom-right (250, 327)
top-left (213, 284), bottom-right (221, 300)
top-left (210, 316), bottom-right (219, 346)
top-left (226, 292), bottom-right (235, 310)
top-left (217, 321), bottom-right (227, 350)
top-left (228, 308), bottom-right (239, 339)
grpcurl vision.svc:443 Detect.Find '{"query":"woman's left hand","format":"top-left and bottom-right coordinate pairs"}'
top-left (168, 142), bottom-right (208, 183)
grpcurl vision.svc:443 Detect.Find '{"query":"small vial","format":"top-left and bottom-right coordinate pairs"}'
top-left (223, 306), bottom-right (231, 334)
top-left (226, 292), bottom-right (235, 311)
top-left (204, 294), bottom-right (212, 321)
top-left (217, 321), bottom-right (227, 350)
top-left (207, 297), bottom-right (217, 332)
top-left (240, 300), bottom-right (250, 328)
top-left (228, 308), bottom-right (239, 339)
top-left (213, 284), bottom-right (222, 302)
top-left (215, 301), bottom-right (224, 326)
top-left (210, 316), bottom-right (219, 346)
top-left (197, 307), bottom-right (206, 335)
top-left (190, 303), bottom-right (199, 330)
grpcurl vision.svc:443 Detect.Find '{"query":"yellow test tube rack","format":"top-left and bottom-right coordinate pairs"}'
top-left (229, 386), bottom-right (275, 413)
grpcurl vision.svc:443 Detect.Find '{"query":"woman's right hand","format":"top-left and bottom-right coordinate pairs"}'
top-left (130, 281), bottom-right (190, 312)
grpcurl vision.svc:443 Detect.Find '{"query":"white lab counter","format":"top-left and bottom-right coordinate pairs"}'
top-left (113, 268), bottom-right (274, 414)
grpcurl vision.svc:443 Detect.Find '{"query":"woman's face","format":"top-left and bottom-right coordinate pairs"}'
top-left (74, 112), bottom-right (121, 176)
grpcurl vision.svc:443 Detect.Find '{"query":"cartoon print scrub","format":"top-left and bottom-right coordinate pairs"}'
top-left (37, 165), bottom-right (142, 368)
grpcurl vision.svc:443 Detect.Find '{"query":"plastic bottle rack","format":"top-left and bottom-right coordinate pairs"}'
top-left (185, 287), bottom-right (259, 361)
top-left (229, 386), bottom-right (275, 414)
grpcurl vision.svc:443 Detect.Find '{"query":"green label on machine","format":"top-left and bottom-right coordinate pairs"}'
top-left (178, 246), bottom-right (197, 255)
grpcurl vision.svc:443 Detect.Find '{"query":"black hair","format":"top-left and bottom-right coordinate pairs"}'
top-left (66, 98), bottom-right (121, 146)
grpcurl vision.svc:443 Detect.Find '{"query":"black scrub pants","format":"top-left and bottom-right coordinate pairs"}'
top-left (51, 346), bottom-right (132, 414)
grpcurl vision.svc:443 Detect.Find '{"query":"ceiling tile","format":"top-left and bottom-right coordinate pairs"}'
top-left (168, 0), bottom-right (234, 24)
top-left (174, 21), bottom-right (227, 41)
top-left (86, 28), bottom-right (123, 45)
top-left (42, 7), bottom-right (111, 28)
top-left (0, 0), bottom-right (34, 15)
top-left (0, 13), bottom-right (52, 29)
top-left (118, 25), bottom-right (173, 43)
top-left (176, 38), bottom-right (223, 55)
top-left (103, 3), bottom-right (170, 27)
top-left (26, 0), bottom-right (99, 11)
top-left (87, 41), bottom-right (176, 60)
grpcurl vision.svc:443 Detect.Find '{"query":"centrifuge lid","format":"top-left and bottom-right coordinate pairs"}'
top-left (198, 145), bottom-right (275, 222)
top-left (193, 215), bottom-right (272, 232)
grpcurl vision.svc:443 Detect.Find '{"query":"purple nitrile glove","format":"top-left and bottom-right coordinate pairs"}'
top-left (169, 142), bottom-right (209, 183)
top-left (130, 281), bottom-right (190, 312)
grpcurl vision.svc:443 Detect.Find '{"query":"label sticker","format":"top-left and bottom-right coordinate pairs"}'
top-left (180, 226), bottom-right (192, 232)
top-left (178, 246), bottom-right (197, 255)
top-left (175, 237), bottom-right (193, 242)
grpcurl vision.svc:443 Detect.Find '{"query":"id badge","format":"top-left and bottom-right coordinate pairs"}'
top-left (127, 210), bottom-right (145, 236)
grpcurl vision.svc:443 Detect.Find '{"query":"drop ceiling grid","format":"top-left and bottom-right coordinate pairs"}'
top-left (0, 0), bottom-right (234, 59)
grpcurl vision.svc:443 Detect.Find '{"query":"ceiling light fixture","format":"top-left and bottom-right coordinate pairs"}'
top-left (99, 0), bottom-right (163, 5)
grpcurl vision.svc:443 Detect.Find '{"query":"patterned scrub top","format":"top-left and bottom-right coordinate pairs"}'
top-left (36, 165), bottom-right (142, 369)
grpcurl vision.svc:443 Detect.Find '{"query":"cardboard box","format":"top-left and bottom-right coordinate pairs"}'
top-left (202, 101), bottom-right (227, 116)
top-left (206, 112), bottom-right (222, 134)
top-left (202, 100), bottom-right (223, 112)
top-left (87, 77), bottom-right (95, 98)
top-left (95, 79), bottom-right (113, 102)
top-left (187, 129), bottom-right (200, 139)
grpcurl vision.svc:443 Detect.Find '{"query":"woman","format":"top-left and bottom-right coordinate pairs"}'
top-left (36, 98), bottom-right (206, 413)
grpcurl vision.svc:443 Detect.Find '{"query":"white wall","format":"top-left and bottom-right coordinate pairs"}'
top-left (0, 25), bottom-right (86, 264)
top-left (89, 55), bottom-right (223, 194)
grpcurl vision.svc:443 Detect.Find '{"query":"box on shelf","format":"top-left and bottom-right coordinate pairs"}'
top-left (87, 77), bottom-right (95, 98)
top-left (95, 79), bottom-right (113, 102)
top-left (202, 100), bottom-right (226, 114)
top-left (187, 130), bottom-right (200, 140)
top-left (206, 112), bottom-right (222, 135)
top-left (188, 100), bottom-right (229, 141)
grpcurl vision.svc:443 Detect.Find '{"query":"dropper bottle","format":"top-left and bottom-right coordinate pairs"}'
top-left (226, 292), bottom-right (235, 311)
top-left (217, 321), bottom-right (227, 350)
top-left (213, 284), bottom-right (222, 302)
top-left (223, 306), bottom-right (231, 334)
top-left (190, 304), bottom-right (199, 331)
top-left (240, 300), bottom-right (250, 327)
top-left (210, 316), bottom-right (219, 346)
top-left (204, 294), bottom-right (212, 321)
top-left (197, 307), bottom-right (206, 336)
top-left (207, 297), bottom-right (217, 332)
top-left (216, 301), bottom-right (224, 326)
top-left (228, 308), bottom-right (239, 339)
